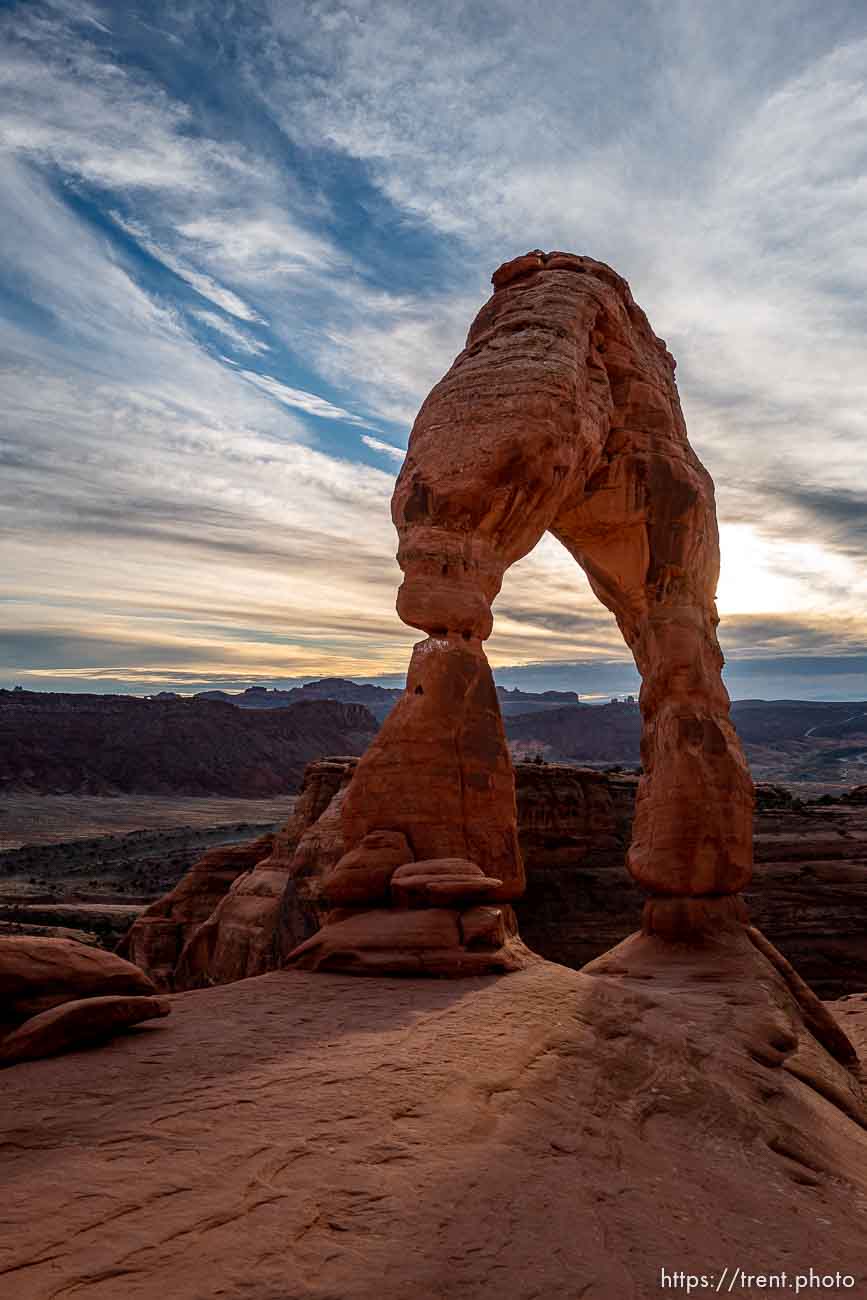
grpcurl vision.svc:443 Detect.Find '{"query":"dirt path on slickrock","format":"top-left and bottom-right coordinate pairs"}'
top-left (2, 957), bottom-right (867, 1300)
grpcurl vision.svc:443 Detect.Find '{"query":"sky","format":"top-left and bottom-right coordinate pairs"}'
top-left (1, 0), bottom-right (866, 702)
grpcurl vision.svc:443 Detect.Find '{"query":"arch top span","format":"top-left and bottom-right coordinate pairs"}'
top-left (392, 249), bottom-right (692, 645)
top-left (288, 252), bottom-right (754, 976)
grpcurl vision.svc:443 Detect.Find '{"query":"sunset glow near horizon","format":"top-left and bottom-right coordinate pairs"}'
top-left (2, 1), bottom-right (866, 702)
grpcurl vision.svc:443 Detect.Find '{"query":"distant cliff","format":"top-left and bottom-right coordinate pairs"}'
top-left (504, 697), bottom-right (867, 783)
top-left (0, 691), bottom-right (378, 796)
top-left (181, 678), bottom-right (581, 723)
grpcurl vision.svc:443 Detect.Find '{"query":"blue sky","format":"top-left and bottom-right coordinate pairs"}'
top-left (1, 0), bottom-right (866, 700)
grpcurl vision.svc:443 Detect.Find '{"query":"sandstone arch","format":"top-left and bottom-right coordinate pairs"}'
top-left (289, 250), bottom-right (755, 973)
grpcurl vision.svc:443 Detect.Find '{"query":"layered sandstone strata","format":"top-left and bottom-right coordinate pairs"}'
top-left (289, 849), bottom-right (534, 976)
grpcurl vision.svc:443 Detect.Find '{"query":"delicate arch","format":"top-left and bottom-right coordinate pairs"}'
top-left (290, 251), bottom-right (754, 973)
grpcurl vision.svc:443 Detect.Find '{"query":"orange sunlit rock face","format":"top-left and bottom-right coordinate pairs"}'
top-left (296, 250), bottom-right (755, 972)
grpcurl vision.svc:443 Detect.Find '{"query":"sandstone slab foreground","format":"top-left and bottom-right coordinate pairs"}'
top-left (2, 946), bottom-right (866, 1299)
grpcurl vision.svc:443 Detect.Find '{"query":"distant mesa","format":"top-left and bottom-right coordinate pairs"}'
top-left (157, 679), bottom-right (582, 724)
top-left (0, 689), bottom-right (377, 796)
top-left (190, 679), bottom-right (405, 723)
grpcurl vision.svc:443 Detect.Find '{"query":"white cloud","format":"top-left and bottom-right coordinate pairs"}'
top-left (361, 434), bottom-right (405, 462)
top-left (190, 310), bottom-right (270, 355)
top-left (239, 370), bottom-right (373, 426)
top-left (0, 155), bottom-right (414, 681)
top-left (0, 12), bottom-right (250, 195)
top-left (178, 212), bottom-right (339, 279)
top-left (189, 309), bottom-right (271, 356)
top-left (110, 212), bottom-right (263, 322)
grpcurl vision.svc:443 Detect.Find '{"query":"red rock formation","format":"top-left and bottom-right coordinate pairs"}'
top-left (1, 935), bottom-right (156, 1025)
top-left (297, 250), bottom-right (753, 970)
top-left (295, 656), bottom-right (535, 973)
top-left (117, 834), bottom-right (274, 990)
top-left (171, 760), bottom-right (359, 989)
top-left (173, 845), bottom-right (291, 990)
top-left (0, 934), bottom-right (163, 1067)
top-left (289, 848), bottom-right (535, 975)
top-left (341, 638), bottom-right (524, 899)
top-left (275, 762), bottom-right (357, 948)
top-left (121, 758), bottom-right (867, 997)
top-left (116, 761), bottom-right (359, 991)
top-left (0, 994), bottom-right (170, 1066)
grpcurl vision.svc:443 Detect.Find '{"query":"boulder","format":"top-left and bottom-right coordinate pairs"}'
top-left (0, 994), bottom-right (170, 1066)
top-left (287, 906), bottom-right (535, 976)
top-left (0, 935), bottom-right (156, 1025)
top-left (390, 858), bottom-right (503, 908)
top-left (323, 830), bottom-right (413, 907)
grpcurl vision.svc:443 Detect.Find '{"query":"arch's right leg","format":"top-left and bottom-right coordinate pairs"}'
top-left (552, 412), bottom-right (754, 936)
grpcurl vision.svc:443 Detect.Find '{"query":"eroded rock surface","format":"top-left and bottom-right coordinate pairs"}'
top-left (341, 637), bottom-right (524, 899)
top-left (391, 251), bottom-right (752, 900)
top-left (121, 760), bottom-right (867, 996)
top-left (290, 849), bottom-right (536, 977)
top-left (1, 954), bottom-right (865, 1297)
top-left (117, 834), bottom-right (275, 989)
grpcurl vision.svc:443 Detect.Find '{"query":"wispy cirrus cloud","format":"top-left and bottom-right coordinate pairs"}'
top-left (360, 434), bottom-right (405, 462)
top-left (190, 310), bottom-right (270, 356)
top-left (110, 213), bottom-right (263, 322)
top-left (239, 371), bottom-right (374, 426)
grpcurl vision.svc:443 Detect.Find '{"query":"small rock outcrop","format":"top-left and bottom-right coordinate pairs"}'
top-left (290, 851), bottom-right (534, 975)
top-left (0, 994), bottom-right (170, 1066)
top-left (0, 935), bottom-right (167, 1067)
top-left (1, 935), bottom-right (156, 1024)
top-left (117, 835), bottom-right (275, 989)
